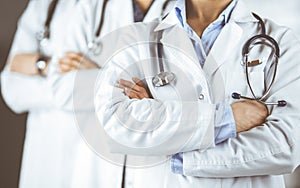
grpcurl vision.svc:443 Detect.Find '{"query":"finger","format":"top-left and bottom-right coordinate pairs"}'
top-left (59, 57), bottom-right (80, 69)
top-left (59, 63), bottom-right (76, 73)
top-left (119, 79), bottom-right (136, 88)
top-left (118, 83), bottom-right (141, 94)
top-left (65, 52), bottom-right (84, 59)
top-left (116, 80), bottom-right (128, 90)
top-left (119, 82), bottom-right (152, 98)
top-left (65, 52), bottom-right (100, 69)
top-left (118, 79), bottom-right (142, 92)
top-left (136, 91), bottom-right (147, 99)
top-left (59, 67), bottom-right (71, 73)
top-left (64, 52), bottom-right (87, 66)
top-left (125, 87), bottom-right (149, 100)
top-left (124, 87), bottom-right (141, 99)
top-left (132, 77), bottom-right (153, 98)
top-left (117, 83), bottom-right (125, 90)
top-left (132, 77), bottom-right (145, 87)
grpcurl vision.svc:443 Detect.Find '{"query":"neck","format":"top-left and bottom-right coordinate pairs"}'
top-left (136, 0), bottom-right (153, 13)
top-left (186, 0), bottom-right (233, 37)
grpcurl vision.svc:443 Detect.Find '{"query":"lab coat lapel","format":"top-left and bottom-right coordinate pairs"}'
top-left (203, 0), bottom-right (257, 77)
top-left (159, 25), bottom-right (199, 67)
top-left (127, 0), bottom-right (134, 22)
top-left (203, 22), bottom-right (243, 77)
top-left (154, 10), bottom-right (200, 70)
top-left (153, 0), bottom-right (258, 77)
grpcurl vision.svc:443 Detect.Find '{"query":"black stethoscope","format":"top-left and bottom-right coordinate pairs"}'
top-left (152, 29), bottom-right (176, 87)
top-left (153, 12), bottom-right (287, 107)
top-left (88, 0), bottom-right (173, 55)
top-left (231, 13), bottom-right (287, 107)
top-left (87, 0), bottom-right (109, 55)
top-left (35, 0), bottom-right (59, 54)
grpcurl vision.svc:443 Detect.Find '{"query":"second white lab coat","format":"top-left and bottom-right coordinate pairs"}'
top-left (95, 1), bottom-right (300, 187)
top-left (47, 0), bottom-right (176, 187)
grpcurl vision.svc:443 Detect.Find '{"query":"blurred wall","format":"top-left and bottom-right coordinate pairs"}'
top-left (0, 0), bottom-right (28, 187)
top-left (245, 0), bottom-right (300, 40)
top-left (0, 0), bottom-right (299, 188)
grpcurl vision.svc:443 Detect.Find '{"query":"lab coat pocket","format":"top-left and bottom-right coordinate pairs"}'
top-left (246, 71), bottom-right (265, 98)
top-left (225, 70), bottom-right (265, 103)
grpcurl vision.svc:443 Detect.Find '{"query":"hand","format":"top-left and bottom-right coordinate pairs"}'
top-left (118, 77), bottom-right (152, 99)
top-left (9, 53), bottom-right (40, 75)
top-left (231, 100), bottom-right (269, 133)
top-left (58, 52), bottom-right (99, 73)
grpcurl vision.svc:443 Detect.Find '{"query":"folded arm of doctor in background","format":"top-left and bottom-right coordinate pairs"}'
top-left (48, 0), bottom-right (174, 112)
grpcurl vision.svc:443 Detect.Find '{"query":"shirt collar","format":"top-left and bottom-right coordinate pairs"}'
top-left (175, 0), bottom-right (238, 28)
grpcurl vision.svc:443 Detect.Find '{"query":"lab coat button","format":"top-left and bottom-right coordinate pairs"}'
top-left (199, 94), bottom-right (204, 100)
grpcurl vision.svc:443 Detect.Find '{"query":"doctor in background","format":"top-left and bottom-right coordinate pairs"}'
top-left (1, 0), bottom-right (79, 187)
top-left (48, 0), bottom-right (175, 187)
top-left (96, 0), bottom-right (300, 187)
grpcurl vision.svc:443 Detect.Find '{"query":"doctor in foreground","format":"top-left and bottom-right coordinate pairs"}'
top-left (96, 0), bottom-right (300, 187)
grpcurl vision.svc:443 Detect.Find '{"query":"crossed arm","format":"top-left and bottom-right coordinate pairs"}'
top-left (117, 77), bottom-right (268, 134)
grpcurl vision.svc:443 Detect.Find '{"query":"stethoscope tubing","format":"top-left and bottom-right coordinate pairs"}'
top-left (89, 0), bottom-right (172, 55)
top-left (233, 13), bottom-right (286, 107)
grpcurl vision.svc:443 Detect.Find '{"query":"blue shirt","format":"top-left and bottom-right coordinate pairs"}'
top-left (171, 0), bottom-right (238, 175)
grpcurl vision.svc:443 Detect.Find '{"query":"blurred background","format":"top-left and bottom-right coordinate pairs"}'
top-left (0, 0), bottom-right (27, 187)
top-left (0, 0), bottom-right (299, 187)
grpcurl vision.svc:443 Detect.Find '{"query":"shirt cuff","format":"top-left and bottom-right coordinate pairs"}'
top-left (171, 153), bottom-right (183, 174)
top-left (214, 103), bottom-right (236, 144)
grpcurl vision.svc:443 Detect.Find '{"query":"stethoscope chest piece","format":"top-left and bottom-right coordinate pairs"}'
top-left (152, 71), bottom-right (176, 87)
top-left (88, 41), bottom-right (102, 55)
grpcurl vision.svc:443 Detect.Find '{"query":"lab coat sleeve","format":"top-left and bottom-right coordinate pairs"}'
top-left (1, 68), bottom-right (54, 113)
top-left (182, 29), bottom-right (300, 178)
top-left (95, 43), bottom-right (216, 156)
top-left (0, 0), bottom-right (54, 114)
top-left (47, 0), bottom-right (100, 112)
top-left (47, 66), bottom-right (100, 113)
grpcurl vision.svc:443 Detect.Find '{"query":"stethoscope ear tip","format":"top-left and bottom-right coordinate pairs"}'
top-left (278, 100), bottom-right (287, 107)
top-left (232, 92), bottom-right (241, 99)
top-left (231, 92), bottom-right (287, 107)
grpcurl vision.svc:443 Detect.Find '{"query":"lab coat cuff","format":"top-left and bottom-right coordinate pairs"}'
top-left (1, 68), bottom-right (54, 112)
top-left (180, 102), bottom-right (216, 153)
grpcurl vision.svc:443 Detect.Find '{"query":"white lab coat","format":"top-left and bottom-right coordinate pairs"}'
top-left (1, 0), bottom-right (79, 187)
top-left (47, 0), bottom-right (175, 187)
top-left (95, 1), bottom-right (300, 187)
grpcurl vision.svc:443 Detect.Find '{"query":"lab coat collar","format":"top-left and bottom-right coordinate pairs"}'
top-left (154, 8), bottom-right (179, 32)
top-left (202, 21), bottom-right (243, 77)
top-left (158, 25), bottom-right (202, 71)
top-left (203, 0), bottom-right (259, 77)
top-left (154, 0), bottom-right (259, 77)
top-left (154, 0), bottom-right (258, 32)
